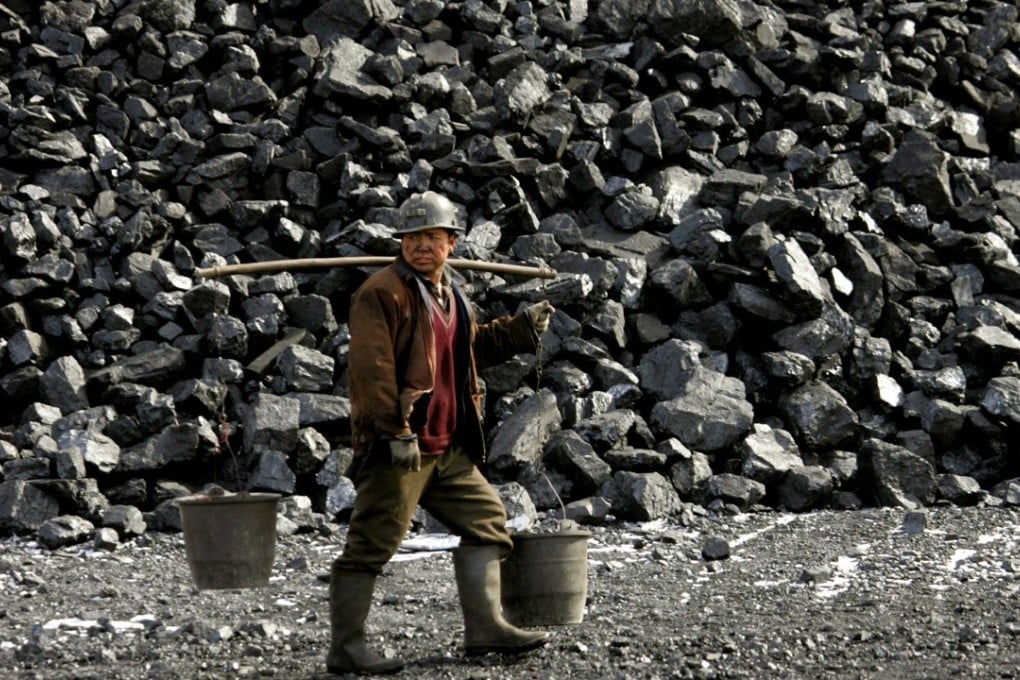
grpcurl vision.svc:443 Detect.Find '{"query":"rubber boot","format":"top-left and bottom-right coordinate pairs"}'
top-left (453, 545), bottom-right (549, 656)
top-left (326, 565), bottom-right (404, 675)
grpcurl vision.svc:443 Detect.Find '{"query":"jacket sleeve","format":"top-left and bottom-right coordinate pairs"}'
top-left (472, 308), bottom-right (539, 371)
top-left (349, 284), bottom-right (414, 446)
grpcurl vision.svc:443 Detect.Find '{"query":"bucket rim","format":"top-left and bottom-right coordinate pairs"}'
top-left (174, 491), bottom-right (282, 507)
top-left (509, 529), bottom-right (591, 540)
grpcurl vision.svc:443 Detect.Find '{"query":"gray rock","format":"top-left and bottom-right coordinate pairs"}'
top-left (39, 356), bottom-right (89, 414)
top-left (205, 72), bottom-right (276, 112)
top-left (248, 452), bottom-right (297, 495)
top-left (242, 392), bottom-right (301, 455)
top-left (606, 186), bottom-right (660, 231)
top-left (302, 0), bottom-right (400, 45)
top-left (856, 233), bottom-right (922, 303)
top-left (516, 465), bottom-right (571, 512)
top-left (118, 423), bottom-right (201, 472)
top-left (646, 258), bottom-right (711, 308)
top-left (649, 367), bottom-right (754, 451)
top-left (662, 439), bottom-right (712, 499)
top-left (0, 480), bottom-right (60, 532)
top-left (739, 424), bottom-right (802, 484)
top-left (276, 345), bottom-right (335, 393)
top-left (701, 535), bottom-right (731, 561)
top-left (587, 300), bottom-right (627, 349)
top-left (601, 447), bottom-right (668, 473)
top-left (169, 379), bottom-right (228, 418)
top-left (778, 381), bottom-right (859, 450)
top-left (292, 427), bottom-right (332, 477)
top-left (292, 393), bottom-right (352, 432)
top-left (703, 473), bottom-right (766, 510)
top-left (494, 61), bottom-right (551, 124)
top-left (777, 466), bottom-right (835, 512)
top-left (600, 471), bottom-right (683, 521)
top-left (7, 329), bottom-right (50, 366)
top-left (667, 208), bottom-right (728, 263)
top-left (980, 376), bottom-right (1020, 426)
top-left (572, 409), bottom-right (636, 454)
top-left (243, 293), bottom-right (285, 340)
top-left (87, 347), bottom-right (188, 390)
top-left (991, 478), bottom-right (1020, 506)
top-left (848, 330), bottom-right (892, 383)
top-left (313, 38), bottom-right (393, 101)
top-left (647, 0), bottom-right (743, 48)
top-left (285, 294), bottom-right (338, 335)
top-left (102, 504), bottom-right (147, 538)
top-left (957, 325), bottom-right (1020, 366)
top-left (482, 355), bottom-right (540, 395)
top-left (204, 314), bottom-right (249, 359)
top-left (835, 232), bottom-right (885, 326)
top-left (591, 357), bottom-right (639, 393)
top-left (700, 168), bottom-right (768, 207)
top-left (637, 339), bottom-right (702, 401)
top-left (39, 478), bottom-right (109, 524)
top-left (730, 283), bottom-right (797, 323)
top-left (545, 430), bottom-right (612, 498)
top-left (1, 213), bottom-right (37, 261)
top-left (561, 496), bottom-right (613, 524)
top-left (325, 475), bottom-right (357, 520)
top-left (37, 514), bottom-right (95, 549)
top-left (936, 474), bottom-right (985, 506)
top-left (859, 438), bottom-right (937, 508)
top-left (57, 429), bottom-right (120, 475)
top-left (768, 237), bottom-right (829, 317)
top-left (488, 389), bottom-right (561, 475)
top-left (278, 495), bottom-right (317, 532)
top-left (900, 509), bottom-right (929, 536)
top-left (919, 399), bottom-right (968, 447)
top-left (773, 303), bottom-right (856, 360)
top-left (93, 526), bottom-right (120, 551)
top-left (651, 166), bottom-right (703, 225)
top-left (881, 130), bottom-right (954, 217)
top-left (760, 351), bottom-right (815, 386)
top-left (3, 454), bottom-right (48, 481)
top-left (54, 445), bottom-right (85, 480)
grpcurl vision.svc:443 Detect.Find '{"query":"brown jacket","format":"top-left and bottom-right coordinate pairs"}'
top-left (348, 259), bottom-right (539, 464)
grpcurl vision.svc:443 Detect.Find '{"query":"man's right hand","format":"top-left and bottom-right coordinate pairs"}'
top-left (389, 438), bottom-right (421, 471)
top-left (524, 300), bottom-right (555, 333)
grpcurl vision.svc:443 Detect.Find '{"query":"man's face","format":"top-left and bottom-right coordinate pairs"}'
top-left (400, 228), bottom-right (457, 282)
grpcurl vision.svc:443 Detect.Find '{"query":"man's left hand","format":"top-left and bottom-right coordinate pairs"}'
top-left (525, 300), bottom-right (555, 333)
top-left (389, 438), bottom-right (421, 471)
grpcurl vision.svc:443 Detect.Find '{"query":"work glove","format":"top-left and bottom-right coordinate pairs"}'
top-left (525, 300), bottom-right (555, 333)
top-left (389, 437), bottom-right (421, 471)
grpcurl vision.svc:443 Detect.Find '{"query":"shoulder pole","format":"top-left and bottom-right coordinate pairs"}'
top-left (193, 257), bottom-right (557, 280)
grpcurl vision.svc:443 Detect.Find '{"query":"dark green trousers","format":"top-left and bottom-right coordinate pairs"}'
top-left (336, 446), bottom-right (512, 574)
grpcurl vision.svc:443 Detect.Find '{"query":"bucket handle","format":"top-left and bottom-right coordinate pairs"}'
top-left (515, 468), bottom-right (574, 532)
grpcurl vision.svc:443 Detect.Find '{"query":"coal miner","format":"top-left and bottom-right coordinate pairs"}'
top-left (327, 190), bottom-right (556, 674)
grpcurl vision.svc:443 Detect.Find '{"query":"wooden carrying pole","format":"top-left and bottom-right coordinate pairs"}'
top-left (194, 256), bottom-right (557, 280)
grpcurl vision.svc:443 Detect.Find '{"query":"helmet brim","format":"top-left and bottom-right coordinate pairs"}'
top-left (392, 223), bottom-right (465, 236)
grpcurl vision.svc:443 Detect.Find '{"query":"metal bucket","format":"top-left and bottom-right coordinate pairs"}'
top-left (175, 492), bottom-right (280, 590)
top-left (501, 530), bottom-right (590, 626)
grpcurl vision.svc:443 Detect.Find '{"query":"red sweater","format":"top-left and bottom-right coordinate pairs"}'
top-left (418, 299), bottom-right (458, 455)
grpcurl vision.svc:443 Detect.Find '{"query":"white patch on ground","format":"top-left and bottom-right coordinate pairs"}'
top-left (946, 548), bottom-right (977, 571)
top-left (814, 553), bottom-right (863, 599)
top-left (43, 617), bottom-right (148, 632)
top-left (731, 513), bottom-right (798, 547)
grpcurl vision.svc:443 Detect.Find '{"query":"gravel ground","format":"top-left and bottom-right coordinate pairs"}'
top-left (2, 504), bottom-right (1019, 680)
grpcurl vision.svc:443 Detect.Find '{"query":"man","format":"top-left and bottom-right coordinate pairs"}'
top-left (328, 190), bottom-right (556, 675)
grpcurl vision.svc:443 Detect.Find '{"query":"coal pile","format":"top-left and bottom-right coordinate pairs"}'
top-left (2, 0), bottom-right (1020, 545)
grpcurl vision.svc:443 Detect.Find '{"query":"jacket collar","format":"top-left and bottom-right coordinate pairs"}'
top-left (396, 257), bottom-right (462, 291)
